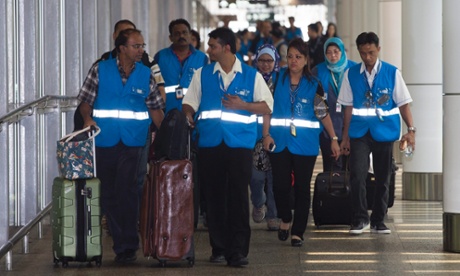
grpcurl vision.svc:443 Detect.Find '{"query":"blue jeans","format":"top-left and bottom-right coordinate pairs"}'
top-left (250, 168), bottom-right (277, 219)
top-left (349, 132), bottom-right (393, 225)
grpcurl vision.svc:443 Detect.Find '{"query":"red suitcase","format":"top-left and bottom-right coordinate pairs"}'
top-left (140, 159), bottom-right (195, 267)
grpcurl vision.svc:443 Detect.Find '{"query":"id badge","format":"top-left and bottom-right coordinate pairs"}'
top-left (175, 86), bottom-right (184, 99)
top-left (336, 102), bottom-right (342, 113)
top-left (290, 122), bottom-right (297, 137)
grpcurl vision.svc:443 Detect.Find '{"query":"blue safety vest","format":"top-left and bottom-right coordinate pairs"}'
top-left (196, 63), bottom-right (258, 149)
top-left (315, 60), bottom-right (357, 139)
top-left (348, 61), bottom-right (401, 142)
top-left (93, 59), bottom-right (151, 147)
top-left (270, 68), bottom-right (323, 156)
top-left (155, 45), bottom-right (208, 113)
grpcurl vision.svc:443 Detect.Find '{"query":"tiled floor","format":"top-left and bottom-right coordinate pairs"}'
top-left (2, 161), bottom-right (459, 276)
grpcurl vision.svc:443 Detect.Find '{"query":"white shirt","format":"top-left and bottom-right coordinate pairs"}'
top-left (183, 56), bottom-right (274, 112)
top-left (337, 59), bottom-right (413, 107)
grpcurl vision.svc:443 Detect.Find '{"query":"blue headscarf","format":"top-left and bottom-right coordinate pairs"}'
top-left (324, 37), bottom-right (348, 73)
top-left (254, 44), bottom-right (280, 83)
top-left (323, 37), bottom-right (348, 95)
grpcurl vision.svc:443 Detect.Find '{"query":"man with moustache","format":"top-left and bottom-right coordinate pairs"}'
top-left (154, 18), bottom-right (208, 114)
top-left (77, 29), bottom-right (165, 263)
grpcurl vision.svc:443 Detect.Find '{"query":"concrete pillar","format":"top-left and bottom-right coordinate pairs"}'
top-left (336, 0), bottom-right (379, 62)
top-left (443, 0), bottom-right (460, 253)
top-left (401, 0), bottom-right (443, 201)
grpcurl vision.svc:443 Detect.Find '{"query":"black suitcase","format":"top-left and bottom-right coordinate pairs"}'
top-left (312, 171), bottom-right (353, 227)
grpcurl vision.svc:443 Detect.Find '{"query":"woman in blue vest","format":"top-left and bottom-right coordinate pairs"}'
top-left (263, 38), bottom-right (341, 247)
top-left (312, 37), bottom-right (357, 171)
top-left (250, 44), bottom-right (281, 231)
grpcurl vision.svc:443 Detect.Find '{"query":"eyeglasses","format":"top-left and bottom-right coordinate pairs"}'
top-left (172, 30), bottom-right (190, 37)
top-left (127, 43), bottom-right (146, 49)
top-left (326, 50), bottom-right (341, 56)
top-left (258, 59), bottom-right (274, 64)
top-left (365, 91), bottom-right (374, 108)
top-left (365, 91), bottom-right (384, 122)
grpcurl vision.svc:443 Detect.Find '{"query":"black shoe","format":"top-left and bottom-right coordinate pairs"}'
top-left (209, 254), bottom-right (226, 263)
top-left (278, 229), bottom-right (289, 241)
top-left (227, 254), bottom-right (248, 267)
top-left (114, 253), bottom-right (125, 263)
top-left (349, 221), bottom-right (370, 235)
top-left (123, 249), bottom-right (137, 263)
top-left (371, 222), bottom-right (391, 234)
top-left (291, 238), bottom-right (303, 247)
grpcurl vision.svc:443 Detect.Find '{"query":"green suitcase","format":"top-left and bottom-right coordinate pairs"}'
top-left (51, 177), bottom-right (102, 267)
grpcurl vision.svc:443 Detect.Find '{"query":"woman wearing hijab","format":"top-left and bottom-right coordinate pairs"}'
top-left (313, 37), bottom-right (357, 172)
top-left (250, 44), bottom-right (281, 231)
top-left (263, 38), bottom-right (340, 247)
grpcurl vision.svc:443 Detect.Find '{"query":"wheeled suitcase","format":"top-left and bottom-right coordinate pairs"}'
top-left (140, 158), bottom-right (195, 267)
top-left (312, 171), bottom-right (353, 227)
top-left (52, 177), bottom-right (102, 267)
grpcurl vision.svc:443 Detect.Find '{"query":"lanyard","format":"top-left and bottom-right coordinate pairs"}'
top-left (329, 70), bottom-right (343, 97)
top-left (289, 78), bottom-right (301, 119)
top-left (218, 71), bottom-right (237, 96)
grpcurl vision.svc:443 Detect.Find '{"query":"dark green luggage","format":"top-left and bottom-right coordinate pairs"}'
top-left (51, 177), bottom-right (102, 267)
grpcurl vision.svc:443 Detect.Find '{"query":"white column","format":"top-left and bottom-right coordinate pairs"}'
top-left (336, 0), bottom-right (379, 62)
top-left (401, 0), bottom-right (443, 200)
top-left (443, 0), bottom-right (460, 253)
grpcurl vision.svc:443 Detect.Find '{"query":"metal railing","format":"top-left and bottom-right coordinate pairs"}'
top-left (0, 203), bottom-right (52, 270)
top-left (0, 95), bottom-right (78, 271)
top-left (0, 95), bottom-right (77, 131)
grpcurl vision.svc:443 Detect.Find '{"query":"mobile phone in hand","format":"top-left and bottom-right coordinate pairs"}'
top-left (269, 143), bottom-right (276, 152)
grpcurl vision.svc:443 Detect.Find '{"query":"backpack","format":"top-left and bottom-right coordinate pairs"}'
top-left (152, 108), bottom-right (189, 160)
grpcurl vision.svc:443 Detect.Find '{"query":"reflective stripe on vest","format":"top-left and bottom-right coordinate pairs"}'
top-left (270, 118), bottom-right (321, 128)
top-left (352, 107), bottom-right (400, 117)
top-left (165, 85), bottom-right (188, 94)
top-left (93, 109), bottom-right (149, 120)
top-left (198, 110), bottom-right (257, 124)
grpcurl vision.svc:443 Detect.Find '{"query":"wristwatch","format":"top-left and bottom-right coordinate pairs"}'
top-left (332, 136), bottom-right (339, 141)
top-left (407, 126), bottom-right (417, 133)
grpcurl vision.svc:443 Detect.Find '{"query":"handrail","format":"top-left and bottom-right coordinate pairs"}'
top-left (0, 95), bottom-right (78, 131)
top-left (0, 203), bottom-right (52, 263)
top-left (0, 95), bottom-right (78, 270)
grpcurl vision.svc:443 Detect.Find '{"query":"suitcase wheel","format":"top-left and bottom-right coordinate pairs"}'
top-left (62, 261), bottom-right (69, 268)
top-left (159, 260), bottom-right (166, 267)
top-left (95, 257), bottom-right (102, 267)
top-left (187, 257), bottom-right (195, 267)
top-left (53, 258), bottom-right (60, 266)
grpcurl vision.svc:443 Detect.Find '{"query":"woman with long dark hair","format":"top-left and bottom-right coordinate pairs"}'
top-left (263, 38), bottom-right (340, 247)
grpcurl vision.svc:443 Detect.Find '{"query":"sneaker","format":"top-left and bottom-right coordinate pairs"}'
top-left (252, 206), bottom-right (266, 223)
top-left (209, 254), bottom-right (226, 263)
top-left (371, 222), bottom-right (391, 234)
top-left (349, 221), bottom-right (370, 235)
top-left (227, 254), bottom-right (248, 267)
top-left (266, 218), bottom-right (280, 231)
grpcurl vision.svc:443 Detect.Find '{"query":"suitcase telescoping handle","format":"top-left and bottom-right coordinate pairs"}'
top-left (327, 156), bottom-right (350, 197)
top-left (90, 126), bottom-right (98, 177)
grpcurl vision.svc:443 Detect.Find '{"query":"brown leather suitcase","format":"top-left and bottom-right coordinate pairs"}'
top-left (139, 158), bottom-right (195, 267)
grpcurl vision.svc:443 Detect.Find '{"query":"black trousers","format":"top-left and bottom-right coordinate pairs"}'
top-left (349, 132), bottom-right (393, 225)
top-left (319, 133), bottom-right (346, 172)
top-left (97, 142), bottom-right (141, 254)
top-left (198, 143), bottom-right (252, 259)
top-left (270, 148), bottom-right (317, 238)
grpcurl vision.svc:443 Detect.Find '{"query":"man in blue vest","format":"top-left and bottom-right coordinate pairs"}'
top-left (182, 27), bottom-right (273, 267)
top-left (154, 18), bottom-right (208, 114)
top-left (77, 29), bottom-right (165, 263)
top-left (74, 20), bottom-right (165, 214)
top-left (338, 32), bottom-right (416, 235)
